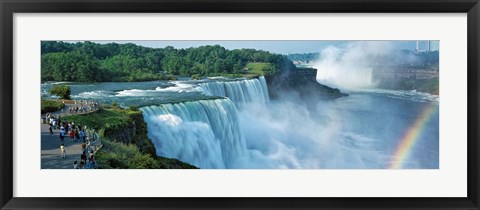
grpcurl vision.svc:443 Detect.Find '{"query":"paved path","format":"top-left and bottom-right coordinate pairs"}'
top-left (41, 100), bottom-right (100, 169)
top-left (41, 123), bottom-right (84, 169)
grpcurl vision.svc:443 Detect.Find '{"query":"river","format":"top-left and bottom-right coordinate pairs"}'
top-left (41, 77), bottom-right (439, 169)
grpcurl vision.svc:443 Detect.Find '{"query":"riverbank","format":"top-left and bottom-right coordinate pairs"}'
top-left (376, 77), bottom-right (439, 95)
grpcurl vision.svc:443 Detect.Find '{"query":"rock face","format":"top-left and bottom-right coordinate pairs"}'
top-left (265, 67), bottom-right (347, 102)
top-left (102, 111), bottom-right (156, 156)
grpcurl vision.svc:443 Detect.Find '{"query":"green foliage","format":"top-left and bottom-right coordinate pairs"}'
top-left (41, 99), bottom-right (64, 114)
top-left (95, 139), bottom-right (159, 169)
top-left (49, 84), bottom-right (71, 99)
top-left (96, 139), bottom-right (197, 169)
top-left (128, 106), bottom-right (139, 111)
top-left (41, 51), bottom-right (102, 82)
top-left (41, 41), bottom-right (295, 82)
top-left (191, 74), bottom-right (201, 80)
top-left (111, 102), bottom-right (120, 109)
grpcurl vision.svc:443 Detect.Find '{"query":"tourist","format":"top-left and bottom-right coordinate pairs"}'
top-left (49, 124), bottom-right (53, 135)
top-left (85, 161), bottom-right (92, 169)
top-left (81, 152), bottom-right (87, 164)
top-left (69, 129), bottom-right (75, 142)
top-left (79, 160), bottom-right (85, 169)
top-left (73, 161), bottom-right (79, 169)
top-left (81, 142), bottom-right (87, 153)
top-left (75, 129), bottom-right (80, 142)
top-left (65, 123), bottom-right (69, 133)
top-left (60, 144), bottom-right (66, 158)
top-left (80, 129), bottom-right (86, 142)
top-left (59, 126), bottom-right (65, 143)
top-left (89, 151), bottom-right (94, 162)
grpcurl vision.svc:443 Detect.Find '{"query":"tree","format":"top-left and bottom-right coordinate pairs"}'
top-left (41, 41), bottom-right (298, 82)
top-left (50, 84), bottom-right (71, 99)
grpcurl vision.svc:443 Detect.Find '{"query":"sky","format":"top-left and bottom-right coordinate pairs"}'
top-left (87, 40), bottom-right (420, 55)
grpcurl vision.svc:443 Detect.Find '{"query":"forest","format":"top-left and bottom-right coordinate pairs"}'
top-left (41, 41), bottom-right (294, 82)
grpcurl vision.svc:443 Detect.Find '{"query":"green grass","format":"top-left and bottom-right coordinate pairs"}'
top-left (246, 62), bottom-right (275, 76)
top-left (61, 106), bottom-right (133, 131)
top-left (41, 99), bottom-right (64, 114)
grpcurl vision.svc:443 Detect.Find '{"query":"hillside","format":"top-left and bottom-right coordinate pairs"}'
top-left (41, 41), bottom-right (291, 82)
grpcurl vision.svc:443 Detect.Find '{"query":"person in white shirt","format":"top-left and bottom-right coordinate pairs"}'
top-left (60, 144), bottom-right (66, 158)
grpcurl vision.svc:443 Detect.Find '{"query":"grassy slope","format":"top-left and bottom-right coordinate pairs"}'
top-left (61, 107), bottom-right (130, 131)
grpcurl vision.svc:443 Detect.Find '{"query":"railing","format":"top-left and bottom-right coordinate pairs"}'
top-left (42, 100), bottom-right (100, 121)
top-left (81, 131), bottom-right (103, 169)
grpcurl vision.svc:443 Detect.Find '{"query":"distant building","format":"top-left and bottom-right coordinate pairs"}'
top-left (428, 41), bottom-right (439, 52)
top-left (416, 40), bottom-right (439, 52)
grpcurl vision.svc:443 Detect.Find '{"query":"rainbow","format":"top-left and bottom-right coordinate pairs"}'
top-left (389, 105), bottom-right (437, 169)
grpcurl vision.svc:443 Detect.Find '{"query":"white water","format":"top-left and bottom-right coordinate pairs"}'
top-left (138, 76), bottom-right (438, 169)
top-left (116, 82), bottom-right (199, 97)
top-left (199, 76), bottom-right (270, 107)
top-left (140, 99), bottom-right (248, 168)
top-left (313, 42), bottom-right (388, 89)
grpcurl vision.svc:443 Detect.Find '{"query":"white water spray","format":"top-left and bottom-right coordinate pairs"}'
top-left (313, 42), bottom-right (393, 90)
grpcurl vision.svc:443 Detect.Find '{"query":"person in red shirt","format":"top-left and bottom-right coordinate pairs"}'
top-left (69, 129), bottom-right (75, 142)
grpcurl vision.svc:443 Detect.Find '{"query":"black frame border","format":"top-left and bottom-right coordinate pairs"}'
top-left (1, 0), bottom-right (479, 209)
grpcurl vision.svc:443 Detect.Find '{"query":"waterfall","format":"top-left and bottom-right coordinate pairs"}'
top-left (199, 76), bottom-right (270, 107)
top-left (140, 99), bottom-right (247, 169)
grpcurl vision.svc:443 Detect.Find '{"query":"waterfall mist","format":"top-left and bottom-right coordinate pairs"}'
top-left (141, 77), bottom-right (387, 168)
top-left (236, 99), bottom-right (388, 169)
top-left (313, 41), bottom-right (394, 90)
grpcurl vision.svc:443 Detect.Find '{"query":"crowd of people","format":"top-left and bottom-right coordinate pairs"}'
top-left (68, 100), bottom-right (99, 114)
top-left (45, 110), bottom-right (101, 169)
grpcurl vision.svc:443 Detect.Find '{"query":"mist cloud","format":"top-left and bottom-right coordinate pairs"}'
top-left (313, 41), bottom-right (395, 90)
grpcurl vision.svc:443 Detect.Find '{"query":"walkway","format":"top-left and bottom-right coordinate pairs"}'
top-left (41, 100), bottom-right (101, 169)
top-left (41, 124), bottom-right (84, 169)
